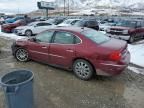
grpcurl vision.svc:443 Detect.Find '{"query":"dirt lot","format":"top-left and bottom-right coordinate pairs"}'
top-left (0, 37), bottom-right (144, 108)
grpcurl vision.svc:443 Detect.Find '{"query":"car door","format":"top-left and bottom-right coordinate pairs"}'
top-left (86, 21), bottom-right (97, 30)
top-left (137, 21), bottom-right (144, 37)
top-left (141, 21), bottom-right (144, 36)
top-left (135, 21), bottom-right (143, 38)
top-left (49, 31), bottom-right (75, 68)
top-left (33, 23), bottom-right (47, 34)
top-left (42, 23), bottom-right (54, 31)
top-left (27, 31), bottom-right (54, 63)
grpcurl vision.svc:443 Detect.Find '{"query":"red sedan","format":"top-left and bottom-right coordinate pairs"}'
top-left (1, 20), bottom-right (26, 33)
top-left (11, 27), bottom-right (130, 80)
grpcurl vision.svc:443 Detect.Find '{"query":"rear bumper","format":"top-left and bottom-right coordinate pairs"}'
top-left (96, 63), bottom-right (128, 76)
top-left (1, 28), bottom-right (11, 33)
top-left (107, 33), bottom-right (130, 41)
top-left (94, 52), bottom-right (130, 76)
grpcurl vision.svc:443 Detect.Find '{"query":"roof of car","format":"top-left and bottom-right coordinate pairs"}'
top-left (121, 19), bottom-right (144, 22)
top-left (48, 26), bottom-right (90, 33)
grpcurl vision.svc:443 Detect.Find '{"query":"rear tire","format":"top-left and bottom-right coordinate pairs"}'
top-left (25, 30), bottom-right (32, 36)
top-left (73, 59), bottom-right (94, 80)
top-left (129, 35), bottom-right (135, 43)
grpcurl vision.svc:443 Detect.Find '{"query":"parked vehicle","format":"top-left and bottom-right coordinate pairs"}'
top-left (99, 22), bottom-right (116, 31)
top-left (1, 19), bottom-right (27, 33)
top-left (0, 17), bottom-right (5, 25)
top-left (46, 17), bottom-right (66, 25)
top-left (57, 19), bottom-right (80, 27)
top-left (74, 19), bottom-right (99, 30)
top-left (5, 16), bottom-right (24, 23)
top-left (11, 27), bottom-right (130, 80)
top-left (106, 19), bottom-right (144, 43)
top-left (14, 21), bottom-right (56, 36)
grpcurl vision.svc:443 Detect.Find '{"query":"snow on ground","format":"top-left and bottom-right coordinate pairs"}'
top-left (0, 26), bottom-right (27, 40)
top-left (128, 66), bottom-right (144, 75)
top-left (128, 41), bottom-right (144, 67)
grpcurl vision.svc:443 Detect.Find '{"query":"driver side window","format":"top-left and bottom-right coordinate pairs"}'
top-left (36, 31), bottom-right (54, 43)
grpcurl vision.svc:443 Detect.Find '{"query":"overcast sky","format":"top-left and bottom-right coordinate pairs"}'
top-left (0, 0), bottom-right (55, 14)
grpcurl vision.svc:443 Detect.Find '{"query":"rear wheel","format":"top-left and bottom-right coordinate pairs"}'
top-left (25, 30), bottom-right (32, 36)
top-left (73, 59), bottom-right (94, 80)
top-left (15, 48), bottom-right (29, 62)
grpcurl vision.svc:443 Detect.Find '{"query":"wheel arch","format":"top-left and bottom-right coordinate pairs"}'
top-left (25, 29), bottom-right (33, 35)
top-left (72, 57), bottom-right (96, 74)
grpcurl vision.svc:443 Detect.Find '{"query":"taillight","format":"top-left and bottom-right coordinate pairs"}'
top-left (109, 51), bottom-right (121, 61)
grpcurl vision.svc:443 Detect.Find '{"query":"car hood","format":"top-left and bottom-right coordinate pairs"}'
top-left (110, 26), bottom-right (131, 30)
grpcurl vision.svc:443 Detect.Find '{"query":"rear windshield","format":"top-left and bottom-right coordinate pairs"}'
top-left (81, 29), bottom-right (110, 44)
top-left (74, 20), bottom-right (84, 26)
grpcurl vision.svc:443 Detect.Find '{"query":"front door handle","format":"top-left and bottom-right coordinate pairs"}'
top-left (42, 46), bottom-right (47, 49)
top-left (66, 49), bottom-right (74, 52)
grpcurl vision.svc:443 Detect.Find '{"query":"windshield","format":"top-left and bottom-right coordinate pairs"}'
top-left (13, 20), bottom-right (21, 24)
top-left (62, 20), bottom-right (72, 24)
top-left (28, 22), bottom-right (36, 26)
top-left (47, 19), bottom-right (55, 23)
top-left (81, 29), bottom-right (110, 44)
top-left (116, 20), bottom-right (136, 28)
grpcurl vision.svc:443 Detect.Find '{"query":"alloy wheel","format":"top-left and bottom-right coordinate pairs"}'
top-left (15, 49), bottom-right (29, 62)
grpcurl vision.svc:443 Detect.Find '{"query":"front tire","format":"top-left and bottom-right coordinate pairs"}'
top-left (15, 48), bottom-right (29, 62)
top-left (73, 59), bottom-right (94, 80)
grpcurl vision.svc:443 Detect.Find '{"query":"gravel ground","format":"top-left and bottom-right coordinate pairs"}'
top-left (0, 37), bottom-right (144, 108)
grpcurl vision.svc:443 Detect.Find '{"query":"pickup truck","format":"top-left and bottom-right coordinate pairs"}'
top-left (106, 19), bottom-right (144, 43)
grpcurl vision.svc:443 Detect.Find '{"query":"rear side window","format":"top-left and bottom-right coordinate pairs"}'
top-left (71, 20), bottom-right (79, 25)
top-left (53, 32), bottom-right (74, 44)
top-left (75, 36), bottom-right (81, 44)
top-left (81, 29), bottom-right (110, 44)
top-left (86, 21), bottom-right (97, 26)
top-left (37, 23), bottom-right (50, 26)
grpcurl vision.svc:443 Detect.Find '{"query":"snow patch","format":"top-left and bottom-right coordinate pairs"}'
top-left (128, 43), bottom-right (144, 67)
top-left (0, 26), bottom-right (27, 40)
top-left (128, 66), bottom-right (144, 75)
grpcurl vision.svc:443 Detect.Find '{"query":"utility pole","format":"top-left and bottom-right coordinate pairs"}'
top-left (68, 0), bottom-right (69, 16)
top-left (64, 0), bottom-right (66, 16)
top-left (46, 9), bottom-right (48, 19)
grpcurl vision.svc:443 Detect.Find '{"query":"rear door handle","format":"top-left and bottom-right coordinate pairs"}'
top-left (42, 46), bottom-right (47, 49)
top-left (66, 49), bottom-right (74, 52)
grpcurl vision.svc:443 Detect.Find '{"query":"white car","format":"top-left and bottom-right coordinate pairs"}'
top-left (99, 22), bottom-right (116, 31)
top-left (57, 19), bottom-right (80, 27)
top-left (14, 21), bottom-right (56, 36)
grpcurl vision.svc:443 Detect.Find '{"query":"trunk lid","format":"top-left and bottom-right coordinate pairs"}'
top-left (98, 38), bottom-right (128, 61)
top-left (100, 38), bottom-right (127, 52)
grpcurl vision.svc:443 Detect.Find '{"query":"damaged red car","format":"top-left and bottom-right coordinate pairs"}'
top-left (11, 27), bottom-right (130, 80)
